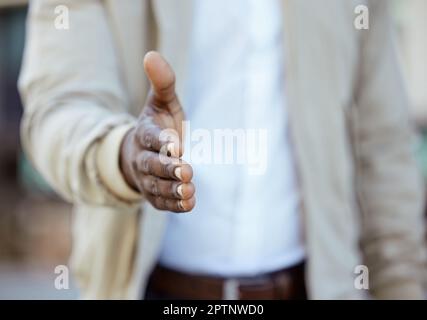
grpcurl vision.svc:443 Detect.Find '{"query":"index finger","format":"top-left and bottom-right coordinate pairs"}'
top-left (138, 124), bottom-right (182, 158)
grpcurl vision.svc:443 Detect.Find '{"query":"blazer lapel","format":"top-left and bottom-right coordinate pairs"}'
top-left (282, 0), bottom-right (364, 298)
top-left (282, 0), bottom-right (315, 207)
top-left (282, 0), bottom-right (355, 209)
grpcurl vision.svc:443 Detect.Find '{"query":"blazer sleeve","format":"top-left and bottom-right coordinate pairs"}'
top-left (19, 0), bottom-right (143, 206)
top-left (353, 0), bottom-right (426, 299)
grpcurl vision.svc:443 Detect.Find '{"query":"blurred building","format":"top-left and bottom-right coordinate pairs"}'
top-left (0, 0), bottom-right (77, 299)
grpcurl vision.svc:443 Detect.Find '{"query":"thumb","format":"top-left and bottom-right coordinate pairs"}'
top-left (143, 51), bottom-right (177, 105)
top-left (143, 51), bottom-right (185, 157)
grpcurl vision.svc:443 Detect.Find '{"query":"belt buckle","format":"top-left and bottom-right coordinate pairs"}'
top-left (223, 279), bottom-right (240, 300)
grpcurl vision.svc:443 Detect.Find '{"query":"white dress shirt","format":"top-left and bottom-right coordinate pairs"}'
top-left (158, 0), bottom-right (305, 277)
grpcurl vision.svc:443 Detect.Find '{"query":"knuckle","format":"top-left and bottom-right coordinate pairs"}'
top-left (161, 162), bottom-right (172, 177)
top-left (134, 178), bottom-right (143, 193)
top-left (135, 124), bottom-right (145, 141)
top-left (140, 153), bottom-right (151, 173)
top-left (163, 198), bottom-right (172, 209)
top-left (158, 180), bottom-right (171, 197)
top-left (166, 198), bottom-right (178, 211)
top-left (150, 177), bottom-right (159, 196)
top-left (131, 158), bottom-right (139, 173)
top-left (143, 132), bottom-right (153, 149)
top-left (154, 196), bottom-right (164, 209)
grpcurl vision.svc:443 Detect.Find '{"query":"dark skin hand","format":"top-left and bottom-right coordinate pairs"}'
top-left (120, 51), bottom-right (196, 212)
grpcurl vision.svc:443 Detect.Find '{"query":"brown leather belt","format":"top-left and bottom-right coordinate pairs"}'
top-left (146, 261), bottom-right (306, 300)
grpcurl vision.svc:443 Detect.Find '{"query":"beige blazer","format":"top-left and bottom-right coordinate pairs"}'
top-left (19, 0), bottom-right (426, 299)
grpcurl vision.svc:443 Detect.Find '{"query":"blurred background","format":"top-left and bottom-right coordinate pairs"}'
top-left (0, 0), bottom-right (426, 299)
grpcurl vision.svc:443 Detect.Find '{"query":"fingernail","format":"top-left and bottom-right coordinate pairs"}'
top-left (174, 167), bottom-right (182, 180)
top-left (167, 143), bottom-right (174, 157)
top-left (176, 184), bottom-right (183, 198)
top-left (178, 200), bottom-right (185, 211)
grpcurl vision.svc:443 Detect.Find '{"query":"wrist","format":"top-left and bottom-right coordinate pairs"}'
top-left (96, 123), bottom-right (142, 202)
top-left (119, 128), bottom-right (139, 192)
